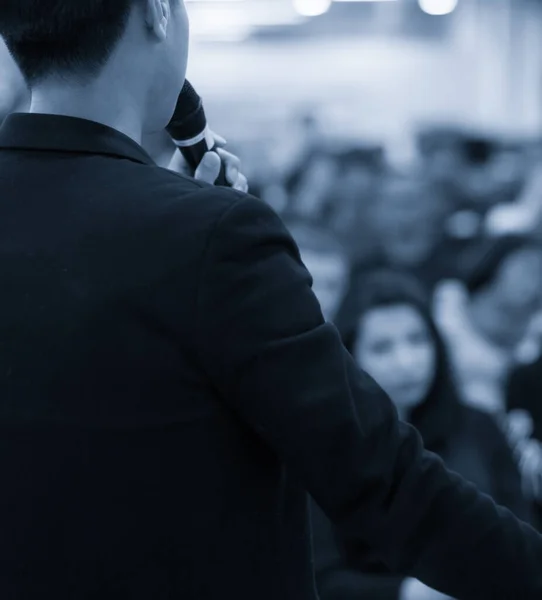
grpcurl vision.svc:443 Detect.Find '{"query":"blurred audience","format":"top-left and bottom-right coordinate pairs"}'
top-left (285, 148), bottom-right (340, 219)
top-left (334, 172), bottom-right (464, 341)
top-left (312, 270), bottom-right (530, 600)
top-left (364, 173), bottom-right (457, 291)
top-left (434, 236), bottom-right (542, 415)
top-left (418, 128), bottom-right (527, 217)
top-left (321, 146), bottom-right (385, 264)
top-left (281, 144), bottom-right (386, 265)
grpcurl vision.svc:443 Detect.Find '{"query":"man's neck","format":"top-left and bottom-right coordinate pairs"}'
top-left (30, 78), bottom-right (144, 145)
top-left (141, 129), bottom-right (178, 168)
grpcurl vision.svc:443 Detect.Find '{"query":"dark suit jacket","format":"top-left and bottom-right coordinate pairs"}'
top-left (0, 113), bottom-right (541, 600)
top-left (312, 396), bottom-right (532, 600)
top-left (507, 357), bottom-right (542, 530)
top-left (507, 356), bottom-right (542, 442)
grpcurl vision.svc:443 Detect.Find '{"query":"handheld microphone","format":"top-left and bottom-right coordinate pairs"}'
top-left (166, 80), bottom-right (229, 187)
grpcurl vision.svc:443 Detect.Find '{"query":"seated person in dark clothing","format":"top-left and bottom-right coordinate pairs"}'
top-left (312, 270), bottom-right (531, 600)
top-left (506, 356), bottom-right (542, 530)
top-left (284, 145), bottom-right (384, 266)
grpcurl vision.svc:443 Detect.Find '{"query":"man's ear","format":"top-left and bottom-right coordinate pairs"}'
top-left (145, 0), bottom-right (171, 41)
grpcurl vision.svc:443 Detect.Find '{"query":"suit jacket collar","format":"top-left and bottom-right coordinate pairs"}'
top-left (0, 113), bottom-right (154, 166)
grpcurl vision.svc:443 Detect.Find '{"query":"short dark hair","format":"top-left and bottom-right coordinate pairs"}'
top-left (0, 0), bottom-right (139, 85)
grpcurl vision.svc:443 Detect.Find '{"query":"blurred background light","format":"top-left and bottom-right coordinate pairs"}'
top-left (186, 0), bottom-right (308, 42)
top-left (293, 0), bottom-right (332, 17)
top-left (418, 0), bottom-right (459, 16)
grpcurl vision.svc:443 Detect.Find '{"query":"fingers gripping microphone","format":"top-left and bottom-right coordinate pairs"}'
top-left (166, 80), bottom-right (229, 187)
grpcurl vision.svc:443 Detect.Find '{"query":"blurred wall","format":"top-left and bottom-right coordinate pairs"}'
top-left (186, 0), bottom-right (542, 158)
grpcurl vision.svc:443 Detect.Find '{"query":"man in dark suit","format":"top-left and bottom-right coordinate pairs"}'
top-left (0, 1), bottom-right (541, 599)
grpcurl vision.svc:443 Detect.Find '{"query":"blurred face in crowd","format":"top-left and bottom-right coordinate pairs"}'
top-left (424, 146), bottom-right (462, 182)
top-left (495, 248), bottom-right (542, 309)
top-left (372, 178), bottom-right (444, 268)
top-left (477, 248), bottom-right (542, 344)
top-left (299, 248), bottom-right (348, 321)
top-left (459, 149), bottom-right (524, 208)
top-left (353, 304), bottom-right (436, 416)
top-left (325, 163), bottom-right (374, 238)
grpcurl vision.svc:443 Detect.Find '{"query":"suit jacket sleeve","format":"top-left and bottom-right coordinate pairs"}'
top-left (317, 569), bottom-right (405, 600)
top-left (194, 193), bottom-right (542, 600)
top-left (311, 498), bottom-right (404, 600)
top-left (484, 412), bottom-right (533, 524)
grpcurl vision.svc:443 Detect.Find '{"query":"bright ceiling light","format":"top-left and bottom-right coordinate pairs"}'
top-left (293, 0), bottom-right (332, 17)
top-left (418, 0), bottom-right (458, 16)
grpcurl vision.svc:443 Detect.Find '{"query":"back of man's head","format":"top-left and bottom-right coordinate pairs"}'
top-left (0, 0), bottom-right (140, 85)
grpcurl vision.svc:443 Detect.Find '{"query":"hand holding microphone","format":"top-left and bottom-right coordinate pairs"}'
top-left (400, 578), bottom-right (454, 600)
top-left (166, 80), bottom-right (248, 192)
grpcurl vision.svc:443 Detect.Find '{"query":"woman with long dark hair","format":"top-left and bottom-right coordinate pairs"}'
top-left (313, 270), bottom-right (531, 600)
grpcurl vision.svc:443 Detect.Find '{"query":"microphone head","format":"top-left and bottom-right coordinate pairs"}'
top-left (166, 79), bottom-right (207, 142)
